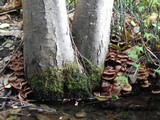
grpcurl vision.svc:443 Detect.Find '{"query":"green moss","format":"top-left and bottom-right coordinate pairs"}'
top-left (30, 62), bottom-right (103, 100)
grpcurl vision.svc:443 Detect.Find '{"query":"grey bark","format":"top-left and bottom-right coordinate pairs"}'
top-left (73, 0), bottom-right (114, 67)
top-left (0, 0), bottom-right (5, 6)
top-left (23, 0), bottom-right (75, 76)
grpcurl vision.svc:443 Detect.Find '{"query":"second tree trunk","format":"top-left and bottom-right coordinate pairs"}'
top-left (73, 0), bottom-right (114, 67)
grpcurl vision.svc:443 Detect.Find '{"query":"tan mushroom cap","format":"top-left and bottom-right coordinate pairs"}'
top-left (137, 75), bottom-right (148, 80)
top-left (127, 59), bottom-right (133, 65)
top-left (111, 85), bottom-right (121, 95)
top-left (113, 81), bottom-right (121, 86)
top-left (8, 75), bottom-right (17, 81)
top-left (115, 65), bottom-right (122, 71)
top-left (108, 51), bottom-right (117, 56)
top-left (137, 66), bottom-right (149, 80)
top-left (122, 84), bottom-right (132, 92)
top-left (103, 69), bottom-right (116, 75)
top-left (18, 87), bottom-right (32, 100)
top-left (101, 82), bottom-right (112, 93)
top-left (117, 54), bottom-right (128, 59)
top-left (9, 78), bottom-right (27, 90)
top-left (102, 81), bottom-right (112, 88)
top-left (102, 67), bottom-right (116, 81)
top-left (141, 82), bottom-right (151, 88)
top-left (102, 75), bottom-right (115, 81)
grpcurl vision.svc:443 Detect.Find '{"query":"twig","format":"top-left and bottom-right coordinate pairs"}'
top-left (0, 9), bottom-right (20, 16)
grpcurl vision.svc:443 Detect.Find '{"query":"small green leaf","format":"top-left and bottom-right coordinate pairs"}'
top-left (117, 76), bottom-right (128, 88)
top-left (95, 96), bottom-right (109, 101)
top-left (138, 6), bottom-right (145, 12)
top-left (128, 52), bottom-right (138, 60)
top-left (155, 69), bottom-right (160, 76)
top-left (152, 23), bottom-right (160, 30)
top-left (135, 46), bottom-right (143, 55)
top-left (112, 94), bottom-right (119, 100)
top-left (6, 115), bottom-right (17, 120)
top-left (111, 44), bottom-right (122, 50)
top-left (144, 19), bottom-right (150, 27)
top-left (132, 63), bottom-right (141, 69)
top-left (144, 33), bottom-right (156, 39)
top-left (117, 76), bottom-right (128, 82)
top-left (120, 83), bottom-right (125, 88)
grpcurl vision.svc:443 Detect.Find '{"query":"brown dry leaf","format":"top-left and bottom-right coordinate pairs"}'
top-left (133, 26), bottom-right (140, 34)
top-left (0, 15), bottom-right (8, 20)
top-left (0, 0), bottom-right (22, 13)
top-left (130, 20), bottom-right (137, 27)
top-left (122, 30), bottom-right (133, 41)
top-left (156, 42), bottom-right (160, 50)
top-left (148, 13), bottom-right (158, 23)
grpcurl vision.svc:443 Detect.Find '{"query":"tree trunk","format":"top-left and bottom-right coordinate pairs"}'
top-left (73, 0), bottom-right (114, 67)
top-left (0, 0), bottom-right (5, 6)
top-left (22, 0), bottom-right (114, 99)
top-left (23, 0), bottom-right (75, 76)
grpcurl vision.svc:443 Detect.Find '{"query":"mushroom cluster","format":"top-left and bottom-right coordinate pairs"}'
top-left (101, 81), bottom-right (121, 97)
top-left (98, 47), bottom-right (135, 98)
top-left (101, 65), bottom-right (132, 98)
top-left (106, 48), bottom-right (133, 66)
top-left (10, 51), bottom-right (24, 76)
top-left (8, 51), bottom-right (32, 100)
top-left (137, 65), bottom-right (150, 88)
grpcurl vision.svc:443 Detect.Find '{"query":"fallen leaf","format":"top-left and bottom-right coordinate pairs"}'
top-left (0, 15), bottom-right (8, 20)
top-left (0, 23), bottom-right (10, 29)
top-left (36, 114), bottom-right (50, 120)
top-left (95, 96), bottom-right (109, 101)
top-left (0, 74), bottom-right (12, 86)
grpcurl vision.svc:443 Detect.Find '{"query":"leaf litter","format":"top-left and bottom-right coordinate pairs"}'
top-left (0, 0), bottom-right (160, 119)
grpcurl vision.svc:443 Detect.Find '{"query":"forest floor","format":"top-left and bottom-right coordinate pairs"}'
top-left (0, 2), bottom-right (160, 120)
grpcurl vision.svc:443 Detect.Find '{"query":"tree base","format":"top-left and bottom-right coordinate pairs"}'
top-left (29, 62), bottom-right (103, 100)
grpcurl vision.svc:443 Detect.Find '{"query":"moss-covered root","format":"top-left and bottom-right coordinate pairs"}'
top-left (30, 63), bottom-right (103, 100)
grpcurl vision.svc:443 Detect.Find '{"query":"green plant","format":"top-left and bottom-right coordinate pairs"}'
top-left (117, 76), bottom-right (129, 88)
top-left (112, 94), bottom-right (120, 100)
top-left (128, 46), bottom-right (143, 60)
top-left (66, 0), bottom-right (77, 10)
top-left (155, 68), bottom-right (160, 76)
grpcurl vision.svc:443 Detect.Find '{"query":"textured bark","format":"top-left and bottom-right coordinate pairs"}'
top-left (23, 0), bottom-right (75, 76)
top-left (73, 0), bottom-right (114, 67)
top-left (0, 0), bottom-right (5, 6)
